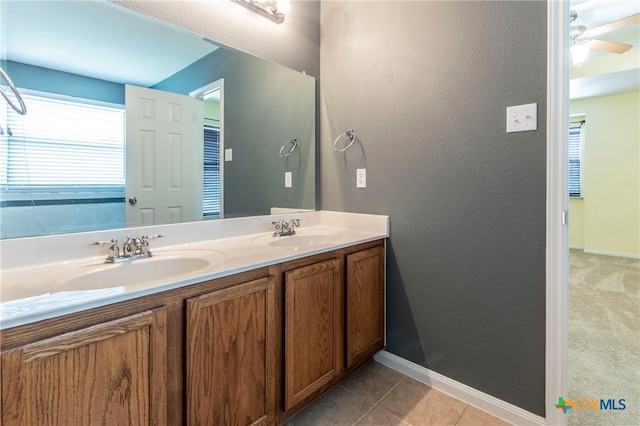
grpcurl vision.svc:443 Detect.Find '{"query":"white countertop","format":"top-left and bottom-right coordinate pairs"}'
top-left (0, 211), bottom-right (388, 329)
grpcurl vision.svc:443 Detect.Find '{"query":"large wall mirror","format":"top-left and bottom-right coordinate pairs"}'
top-left (0, 0), bottom-right (316, 239)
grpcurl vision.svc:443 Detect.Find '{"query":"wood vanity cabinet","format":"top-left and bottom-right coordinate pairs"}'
top-left (0, 308), bottom-right (168, 426)
top-left (185, 276), bottom-right (277, 425)
top-left (283, 257), bottom-right (343, 411)
top-left (345, 245), bottom-right (385, 368)
top-left (280, 241), bottom-right (385, 417)
top-left (1, 239), bottom-right (385, 426)
top-left (0, 266), bottom-right (274, 426)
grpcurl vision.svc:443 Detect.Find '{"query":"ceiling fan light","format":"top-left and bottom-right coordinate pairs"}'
top-left (275, 0), bottom-right (291, 14)
top-left (571, 43), bottom-right (590, 66)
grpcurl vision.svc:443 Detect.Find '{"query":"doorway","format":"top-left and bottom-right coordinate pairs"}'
top-left (191, 79), bottom-right (224, 219)
top-left (547, 2), bottom-right (640, 425)
top-left (546, 2), bottom-right (570, 425)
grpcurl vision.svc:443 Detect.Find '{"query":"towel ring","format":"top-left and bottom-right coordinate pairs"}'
top-left (279, 138), bottom-right (297, 158)
top-left (333, 130), bottom-right (355, 152)
top-left (0, 67), bottom-right (27, 116)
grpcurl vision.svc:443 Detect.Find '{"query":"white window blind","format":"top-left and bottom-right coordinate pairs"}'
top-left (569, 122), bottom-right (583, 197)
top-left (203, 124), bottom-right (221, 216)
top-left (1, 92), bottom-right (125, 198)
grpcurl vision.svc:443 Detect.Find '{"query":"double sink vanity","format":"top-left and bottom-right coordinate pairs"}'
top-left (0, 211), bottom-right (388, 425)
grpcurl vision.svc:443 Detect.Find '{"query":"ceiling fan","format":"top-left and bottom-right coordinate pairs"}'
top-left (570, 11), bottom-right (640, 65)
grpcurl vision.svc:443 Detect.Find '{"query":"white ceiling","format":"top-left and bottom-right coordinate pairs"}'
top-left (569, 0), bottom-right (640, 100)
top-left (5, 0), bottom-right (218, 87)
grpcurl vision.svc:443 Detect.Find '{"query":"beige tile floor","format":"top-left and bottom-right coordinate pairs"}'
top-left (285, 361), bottom-right (513, 426)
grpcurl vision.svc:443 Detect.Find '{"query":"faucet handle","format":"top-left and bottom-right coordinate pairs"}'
top-left (145, 234), bottom-right (165, 240)
top-left (140, 236), bottom-right (150, 254)
top-left (90, 239), bottom-right (114, 246)
top-left (91, 238), bottom-right (120, 259)
top-left (122, 236), bottom-right (135, 255)
top-left (132, 237), bottom-right (143, 254)
top-left (271, 220), bottom-right (283, 236)
top-left (108, 239), bottom-right (120, 258)
top-left (140, 235), bottom-right (163, 254)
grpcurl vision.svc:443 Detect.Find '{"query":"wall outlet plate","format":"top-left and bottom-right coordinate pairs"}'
top-left (357, 169), bottom-right (366, 188)
top-left (225, 148), bottom-right (233, 161)
top-left (285, 172), bottom-right (292, 188)
top-left (506, 103), bottom-right (537, 133)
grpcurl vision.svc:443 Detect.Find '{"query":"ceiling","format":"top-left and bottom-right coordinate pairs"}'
top-left (569, 0), bottom-right (640, 100)
top-left (3, 0), bottom-right (637, 100)
top-left (5, 1), bottom-right (218, 87)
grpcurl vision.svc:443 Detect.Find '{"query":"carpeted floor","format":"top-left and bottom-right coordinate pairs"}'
top-left (568, 249), bottom-right (640, 426)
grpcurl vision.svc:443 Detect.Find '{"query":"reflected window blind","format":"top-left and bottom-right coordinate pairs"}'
top-left (569, 122), bottom-right (583, 197)
top-left (203, 124), bottom-right (221, 216)
top-left (2, 93), bottom-right (125, 197)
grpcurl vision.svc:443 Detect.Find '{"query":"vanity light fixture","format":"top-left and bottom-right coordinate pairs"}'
top-left (231, 0), bottom-right (290, 24)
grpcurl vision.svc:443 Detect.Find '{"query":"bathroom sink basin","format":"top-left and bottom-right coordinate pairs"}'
top-left (268, 234), bottom-right (338, 248)
top-left (34, 250), bottom-right (224, 292)
top-left (251, 231), bottom-right (340, 250)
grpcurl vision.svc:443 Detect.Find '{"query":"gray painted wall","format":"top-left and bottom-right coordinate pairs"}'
top-left (119, 0), bottom-right (548, 416)
top-left (155, 48), bottom-right (316, 217)
top-left (320, 1), bottom-right (547, 416)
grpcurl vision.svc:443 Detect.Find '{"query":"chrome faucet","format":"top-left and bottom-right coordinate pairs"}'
top-left (271, 219), bottom-right (300, 237)
top-left (91, 235), bottom-right (164, 263)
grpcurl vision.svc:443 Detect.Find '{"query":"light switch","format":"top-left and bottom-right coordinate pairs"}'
top-left (225, 148), bottom-right (233, 161)
top-left (506, 103), bottom-right (537, 133)
top-left (356, 169), bottom-right (366, 188)
top-left (285, 172), bottom-right (292, 188)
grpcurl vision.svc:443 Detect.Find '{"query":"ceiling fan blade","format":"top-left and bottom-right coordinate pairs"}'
top-left (588, 13), bottom-right (640, 37)
top-left (587, 39), bottom-right (633, 54)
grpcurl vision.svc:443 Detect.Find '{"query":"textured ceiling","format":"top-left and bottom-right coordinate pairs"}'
top-left (4, 0), bottom-right (637, 99)
top-left (5, 1), bottom-right (218, 87)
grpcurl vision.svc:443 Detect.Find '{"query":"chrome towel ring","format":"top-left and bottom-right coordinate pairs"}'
top-left (279, 138), bottom-right (298, 157)
top-left (333, 129), bottom-right (355, 152)
top-left (0, 67), bottom-right (27, 116)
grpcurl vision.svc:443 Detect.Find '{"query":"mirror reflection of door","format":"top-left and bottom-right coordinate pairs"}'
top-left (125, 85), bottom-right (204, 227)
top-left (191, 79), bottom-right (224, 220)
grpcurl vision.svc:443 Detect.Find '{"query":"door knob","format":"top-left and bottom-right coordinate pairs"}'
top-left (128, 196), bottom-right (138, 205)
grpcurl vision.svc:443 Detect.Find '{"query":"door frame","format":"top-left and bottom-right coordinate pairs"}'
top-left (546, 1), bottom-right (569, 425)
top-left (190, 79), bottom-right (225, 219)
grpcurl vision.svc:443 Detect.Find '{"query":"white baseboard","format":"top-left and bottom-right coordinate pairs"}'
top-left (582, 249), bottom-right (640, 259)
top-left (568, 245), bottom-right (584, 250)
top-left (373, 351), bottom-right (546, 426)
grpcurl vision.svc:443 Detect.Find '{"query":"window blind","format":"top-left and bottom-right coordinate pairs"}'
top-left (569, 122), bottom-right (583, 197)
top-left (1, 92), bottom-right (125, 198)
top-left (203, 124), bottom-right (221, 216)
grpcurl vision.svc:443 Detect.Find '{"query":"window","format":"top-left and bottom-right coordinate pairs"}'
top-left (1, 92), bottom-right (125, 202)
top-left (568, 121), bottom-right (583, 197)
top-left (203, 124), bottom-right (221, 217)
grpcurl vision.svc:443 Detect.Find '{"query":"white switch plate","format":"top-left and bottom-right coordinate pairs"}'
top-left (506, 103), bottom-right (537, 133)
top-left (285, 172), bottom-right (292, 188)
top-left (224, 148), bottom-right (233, 161)
top-left (356, 169), bottom-right (366, 188)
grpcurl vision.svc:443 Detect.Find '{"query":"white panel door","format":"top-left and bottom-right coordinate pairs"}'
top-left (125, 85), bottom-right (203, 227)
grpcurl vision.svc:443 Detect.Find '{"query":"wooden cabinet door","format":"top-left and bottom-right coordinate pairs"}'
top-left (346, 246), bottom-right (385, 368)
top-left (284, 258), bottom-right (342, 411)
top-left (1, 308), bottom-right (168, 426)
top-left (185, 277), bottom-right (276, 426)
